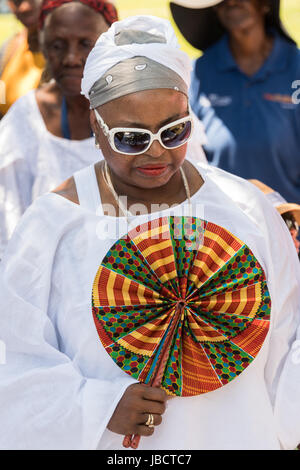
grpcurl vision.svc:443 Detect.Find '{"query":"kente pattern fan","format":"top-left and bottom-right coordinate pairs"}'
top-left (92, 216), bottom-right (271, 396)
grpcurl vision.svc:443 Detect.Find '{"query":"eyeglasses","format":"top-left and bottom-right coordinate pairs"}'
top-left (94, 108), bottom-right (193, 156)
top-left (282, 213), bottom-right (299, 232)
top-left (285, 219), bottom-right (299, 232)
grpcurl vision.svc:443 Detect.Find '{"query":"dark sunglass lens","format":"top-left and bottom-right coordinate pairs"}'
top-left (285, 219), bottom-right (293, 230)
top-left (161, 121), bottom-right (192, 148)
top-left (282, 214), bottom-right (298, 231)
top-left (114, 131), bottom-right (150, 154)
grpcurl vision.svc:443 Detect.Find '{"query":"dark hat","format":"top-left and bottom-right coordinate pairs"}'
top-left (170, 0), bottom-right (296, 51)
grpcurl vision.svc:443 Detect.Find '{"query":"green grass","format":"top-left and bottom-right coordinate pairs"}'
top-left (1, 0), bottom-right (299, 58)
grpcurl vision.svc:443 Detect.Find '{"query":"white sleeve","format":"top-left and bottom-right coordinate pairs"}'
top-left (238, 181), bottom-right (300, 449)
top-left (0, 159), bottom-right (33, 258)
top-left (0, 201), bottom-right (135, 450)
top-left (205, 168), bottom-right (300, 449)
top-left (265, 208), bottom-right (300, 449)
top-left (0, 97), bottom-right (35, 258)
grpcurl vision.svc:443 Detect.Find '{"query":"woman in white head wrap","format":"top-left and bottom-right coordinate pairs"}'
top-left (0, 15), bottom-right (299, 451)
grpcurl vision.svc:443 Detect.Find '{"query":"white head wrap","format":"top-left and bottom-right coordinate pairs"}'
top-left (81, 15), bottom-right (192, 104)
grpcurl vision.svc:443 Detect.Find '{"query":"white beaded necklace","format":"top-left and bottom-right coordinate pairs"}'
top-left (102, 160), bottom-right (192, 219)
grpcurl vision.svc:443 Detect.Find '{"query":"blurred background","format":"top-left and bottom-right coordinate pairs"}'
top-left (0, 0), bottom-right (299, 58)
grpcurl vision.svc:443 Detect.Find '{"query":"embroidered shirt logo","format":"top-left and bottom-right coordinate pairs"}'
top-left (263, 93), bottom-right (296, 109)
top-left (208, 94), bottom-right (233, 107)
top-left (135, 64), bottom-right (147, 71)
top-left (199, 95), bottom-right (211, 108)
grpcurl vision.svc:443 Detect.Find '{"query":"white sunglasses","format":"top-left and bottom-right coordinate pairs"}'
top-left (94, 108), bottom-right (194, 156)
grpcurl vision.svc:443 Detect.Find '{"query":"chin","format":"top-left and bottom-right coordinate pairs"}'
top-left (225, 16), bottom-right (255, 31)
top-left (220, 8), bottom-right (253, 28)
top-left (56, 77), bottom-right (82, 96)
top-left (18, 14), bottom-right (39, 29)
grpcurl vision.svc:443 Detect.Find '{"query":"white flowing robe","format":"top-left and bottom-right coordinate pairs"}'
top-left (0, 90), bottom-right (206, 258)
top-left (0, 162), bottom-right (299, 450)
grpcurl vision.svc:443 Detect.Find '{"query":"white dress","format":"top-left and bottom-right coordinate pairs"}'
top-left (0, 161), bottom-right (299, 450)
top-left (0, 90), bottom-right (207, 258)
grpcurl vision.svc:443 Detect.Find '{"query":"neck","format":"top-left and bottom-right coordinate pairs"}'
top-left (228, 23), bottom-right (273, 75)
top-left (229, 23), bottom-right (271, 59)
top-left (64, 94), bottom-right (90, 114)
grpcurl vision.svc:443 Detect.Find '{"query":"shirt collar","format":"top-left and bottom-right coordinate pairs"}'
top-left (216, 32), bottom-right (291, 79)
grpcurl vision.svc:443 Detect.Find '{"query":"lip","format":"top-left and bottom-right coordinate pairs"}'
top-left (60, 73), bottom-right (83, 80)
top-left (135, 165), bottom-right (169, 177)
top-left (222, 5), bottom-right (245, 15)
top-left (58, 69), bottom-right (84, 79)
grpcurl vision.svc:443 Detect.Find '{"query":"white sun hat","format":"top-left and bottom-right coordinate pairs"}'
top-left (171, 0), bottom-right (222, 7)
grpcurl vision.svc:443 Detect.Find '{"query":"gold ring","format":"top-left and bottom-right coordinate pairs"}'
top-left (145, 413), bottom-right (154, 427)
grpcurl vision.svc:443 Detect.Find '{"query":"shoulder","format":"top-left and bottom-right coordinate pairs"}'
top-left (1, 193), bottom-right (69, 254)
top-left (197, 163), bottom-right (300, 269)
top-left (276, 36), bottom-right (300, 73)
top-left (200, 163), bottom-right (264, 198)
top-left (3, 191), bottom-right (82, 257)
top-left (292, 44), bottom-right (300, 72)
top-left (2, 89), bottom-right (36, 117)
top-left (0, 191), bottom-right (87, 289)
top-left (0, 90), bottom-right (40, 166)
top-left (193, 37), bottom-right (224, 72)
top-left (281, 37), bottom-right (300, 59)
top-left (52, 176), bottom-right (79, 205)
top-left (35, 81), bottom-right (59, 106)
top-left (198, 163), bottom-right (277, 219)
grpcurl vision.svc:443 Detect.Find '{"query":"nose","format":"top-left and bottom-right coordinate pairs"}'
top-left (62, 45), bottom-right (84, 67)
top-left (18, 1), bottom-right (33, 13)
top-left (222, 0), bottom-right (242, 5)
top-left (146, 138), bottom-right (165, 158)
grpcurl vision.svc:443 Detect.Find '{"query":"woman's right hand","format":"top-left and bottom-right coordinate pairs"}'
top-left (107, 383), bottom-right (168, 438)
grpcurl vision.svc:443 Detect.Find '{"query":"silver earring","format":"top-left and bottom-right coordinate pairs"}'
top-left (93, 133), bottom-right (100, 149)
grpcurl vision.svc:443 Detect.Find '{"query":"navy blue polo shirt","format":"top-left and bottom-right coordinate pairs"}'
top-left (190, 33), bottom-right (300, 203)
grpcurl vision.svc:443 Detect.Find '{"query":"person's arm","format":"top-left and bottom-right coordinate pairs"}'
top-left (206, 168), bottom-right (300, 448)
top-left (0, 195), bottom-right (168, 449)
top-left (239, 181), bottom-right (300, 448)
top-left (0, 198), bottom-right (139, 450)
top-left (0, 159), bottom-right (33, 258)
top-left (265, 209), bottom-right (300, 448)
top-left (0, 98), bottom-right (36, 257)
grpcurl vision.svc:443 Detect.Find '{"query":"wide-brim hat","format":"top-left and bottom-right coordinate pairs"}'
top-left (170, 0), bottom-right (296, 51)
top-left (250, 179), bottom-right (300, 225)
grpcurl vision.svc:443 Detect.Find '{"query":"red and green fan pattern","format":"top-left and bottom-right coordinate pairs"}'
top-left (92, 216), bottom-right (271, 397)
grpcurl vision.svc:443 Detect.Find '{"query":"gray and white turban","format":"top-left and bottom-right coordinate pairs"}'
top-left (81, 15), bottom-right (192, 108)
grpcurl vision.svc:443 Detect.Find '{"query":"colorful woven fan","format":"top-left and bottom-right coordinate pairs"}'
top-left (92, 216), bottom-right (271, 446)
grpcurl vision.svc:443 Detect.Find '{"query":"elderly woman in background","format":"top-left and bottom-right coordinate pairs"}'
top-left (0, 0), bottom-right (117, 257)
top-left (170, 0), bottom-right (300, 203)
top-left (0, 0), bottom-right (45, 117)
top-left (0, 16), bottom-right (299, 450)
